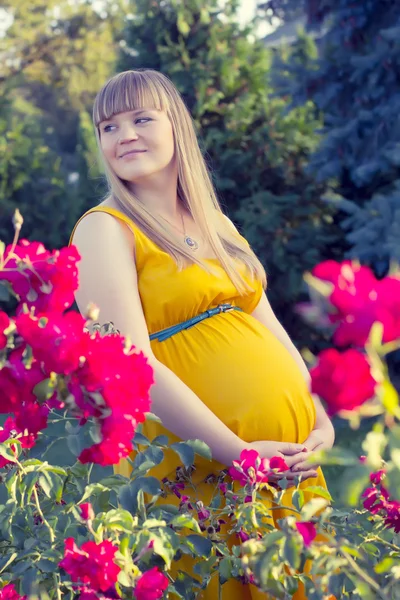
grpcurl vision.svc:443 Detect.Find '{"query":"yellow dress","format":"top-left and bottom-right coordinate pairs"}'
top-left (70, 206), bottom-right (330, 600)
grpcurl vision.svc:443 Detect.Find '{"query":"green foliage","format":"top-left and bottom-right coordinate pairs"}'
top-left (0, 0), bottom-right (123, 249)
top-left (263, 0), bottom-right (400, 274)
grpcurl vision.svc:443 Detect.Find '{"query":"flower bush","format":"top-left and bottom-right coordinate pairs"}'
top-left (0, 212), bottom-right (400, 599)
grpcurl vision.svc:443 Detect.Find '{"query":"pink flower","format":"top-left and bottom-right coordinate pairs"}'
top-left (0, 240), bottom-right (80, 315)
top-left (80, 503), bottom-right (95, 521)
top-left (15, 311), bottom-right (89, 376)
top-left (237, 529), bottom-right (250, 542)
top-left (0, 311), bottom-right (10, 349)
top-left (311, 260), bottom-right (400, 347)
top-left (362, 486), bottom-right (390, 514)
top-left (0, 583), bottom-right (26, 600)
top-left (229, 449), bottom-right (289, 486)
top-left (295, 521), bottom-right (317, 547)
top-left (0, 355), bottom-right (45, 414)
top-left (384, 501), bottom-right (400, 533)
top-left (134, 567), bottom-right (169, 600)
top-left (59, 538), bottom-right (120, 592)
top-left (310, 348), bottom-right (377, 414)
top-left (370, 469), bottom-right (386, 485)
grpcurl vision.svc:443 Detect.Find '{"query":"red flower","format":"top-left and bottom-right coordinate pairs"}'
top-left (0, 240), bottom-right (80, 315)
top-left (229, 449), bottom-right (288, 486)
top-left (0, 583), bottom-right (26, 600)
top-left (134, 567), bottom-right (169, 600)
top-left (0, 311), bottom-right (11, 349)
top-left (295, 521), bottom-right (317, 547)
top-left (59, 538), bottom-right (120, 592)
top-left (80, 503), bottom-right (95, 521)
top-left (310, 348), bottom-right (377, 415)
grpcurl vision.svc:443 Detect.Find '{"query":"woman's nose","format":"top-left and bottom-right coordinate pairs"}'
top-left (118, 125), bottom-right (139, 143)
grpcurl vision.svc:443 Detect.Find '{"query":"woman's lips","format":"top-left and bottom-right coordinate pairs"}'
top-left (119, 150), bottom-right (147, 159)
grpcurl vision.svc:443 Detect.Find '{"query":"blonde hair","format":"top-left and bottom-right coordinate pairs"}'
top-left (92, 69), bottom-right (267, 294)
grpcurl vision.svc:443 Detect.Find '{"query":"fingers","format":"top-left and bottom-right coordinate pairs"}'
top-left (296, 470), bottom-right (318, 481)
top-left (291, 459), bottom-right (319, 472)
top-left (285, 453), bottom-right (310, 469)
top-left (280, 443), bottom-right (307, 455)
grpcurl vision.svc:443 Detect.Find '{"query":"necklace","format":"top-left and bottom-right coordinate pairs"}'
top-left (158, 210), bottom-right (200, 252)
top-left (180, 211), bottom-right (199, 252)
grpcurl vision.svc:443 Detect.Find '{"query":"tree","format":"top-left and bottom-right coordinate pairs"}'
top-left (261, 0), bottom-right (400, 276)
top-left (117, 0), bottom-right (344, 347)
top-left (0, 0), bottom-right (124, 248)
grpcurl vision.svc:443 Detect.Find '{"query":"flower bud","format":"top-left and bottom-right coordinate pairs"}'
top-left (12, 209), bottom-right (24, 232)
top-left (79, 502), bottom-right (95, 521)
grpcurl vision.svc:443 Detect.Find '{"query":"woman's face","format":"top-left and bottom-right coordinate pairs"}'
top-left (99, 108), bottom-right (176, 183)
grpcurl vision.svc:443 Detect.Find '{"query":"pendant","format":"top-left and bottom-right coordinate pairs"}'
top-left (184, 235), bottom-right (199, 251)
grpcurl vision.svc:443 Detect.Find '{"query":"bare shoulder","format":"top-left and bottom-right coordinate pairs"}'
top-left (72, 206), bottom-right (136, 256)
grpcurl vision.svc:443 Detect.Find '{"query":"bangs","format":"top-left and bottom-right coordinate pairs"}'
top-left (93, 70), bottom-right (169, 127)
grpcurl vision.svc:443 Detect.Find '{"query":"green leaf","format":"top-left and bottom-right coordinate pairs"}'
top-left (151, 529), bottom-right (179, 569)
top-left (303, 485), bottom-right (332, 501)
top-left (80, 482), bottom-right (110, 503)
top-left (36, 558), bottom-right (56, 573)
top-left (38, 471), bottom-right (63, 501)
top-left (152, 435), bottom-right (169, 446)
top-left (219, 558), bottom-right (232, 585)
top-left (170, 442), bottom-right (195, 468)
top-left (103, 509), bottom-right (135, 532)
top-left (185, 439), bottom-right (212, 461)
top-left (145, 412), bottom-right (162, 424)
top-left (133, 432), bottom-right (151, 446)
top-left (300, 497), bottom-right (329, 520)
top-left (66, 434), bottom-right (81, 457)
top-left (171, 514), bottom-right (201, 532)
top-left (0, 444), bottom-right (17, 463)
top-left (292, 489), bottom-right (305, 511)
top-left (282, 535), bottom-right (301, 570)
top-left (375, 557), bottom-right (395, 574)
top-left (185, 534), bottom-right (213, 558)
top-left (118, 477), bottom-right (161, 513)
top-left (0, 552), bottom-right (18, 574)
top-left (380, 379), bottom-right (399, 415)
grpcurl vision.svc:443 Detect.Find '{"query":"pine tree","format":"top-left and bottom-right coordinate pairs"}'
top-left (262, 0), bottom-right (400, 275)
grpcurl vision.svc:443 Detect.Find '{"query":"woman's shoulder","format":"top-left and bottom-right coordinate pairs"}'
top-left (69, 202), bottom-right (139, 247)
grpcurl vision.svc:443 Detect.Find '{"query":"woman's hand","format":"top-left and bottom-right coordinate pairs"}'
top-left (248, 440), bottom-right (319, 484)
top-left (290, 429), bottom-right (334, 475)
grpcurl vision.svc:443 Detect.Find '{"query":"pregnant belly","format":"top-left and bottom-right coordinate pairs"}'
top-left (152, 311), bottom-right (316, 447)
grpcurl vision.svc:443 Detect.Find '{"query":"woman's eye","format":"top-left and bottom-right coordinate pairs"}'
top-left (135, 117), bottom-right (152, 124)
top-left (103, 124), bottom-right (115, 133)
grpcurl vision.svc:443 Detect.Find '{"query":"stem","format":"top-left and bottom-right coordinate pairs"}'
top-left (15, 458), bottom-right (55, 545)
top-left (53, 573), bottom-right (62, 600)
top-left (340, 546), bottom-right (387, 599)
top-left (365, 536), bottom-right (400, 552)
top-left (32, 485), bottom-right (55, 544)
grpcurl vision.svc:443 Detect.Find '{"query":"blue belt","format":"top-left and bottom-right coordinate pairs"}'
top-left (149, 303), bottom-right (243, 342)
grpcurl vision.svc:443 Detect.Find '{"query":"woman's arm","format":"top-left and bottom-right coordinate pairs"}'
top-left (71, 212), bottom-right (248, 466)
top-left (251, 291), bottom-right (311, 387)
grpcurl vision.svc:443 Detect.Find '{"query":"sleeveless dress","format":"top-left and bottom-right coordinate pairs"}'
top-left (69, 206), bottom-right (330, 600)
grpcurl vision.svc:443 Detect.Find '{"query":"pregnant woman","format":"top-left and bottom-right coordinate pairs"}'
top-left (69, 69), bottom-right (335, 599)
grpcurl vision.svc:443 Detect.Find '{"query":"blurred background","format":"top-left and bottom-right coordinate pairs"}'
top-left (1, 0), bottom-right (399, 499)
